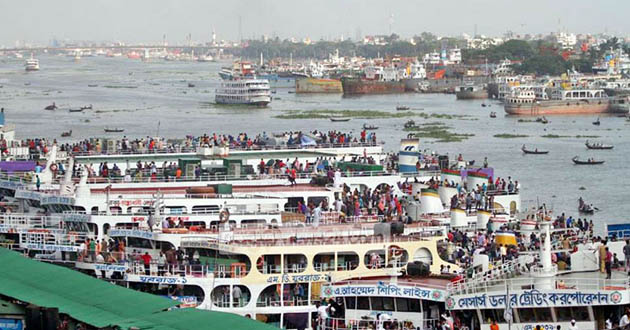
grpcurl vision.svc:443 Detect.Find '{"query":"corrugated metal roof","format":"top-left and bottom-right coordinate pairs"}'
top-left (0, 248), bottom-right (275, 330)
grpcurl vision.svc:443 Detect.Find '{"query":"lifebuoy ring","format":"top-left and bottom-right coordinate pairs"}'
top-left (219, 210), bottom-right (230, 223)
top-left (50, 164), bottom-right (58, 171)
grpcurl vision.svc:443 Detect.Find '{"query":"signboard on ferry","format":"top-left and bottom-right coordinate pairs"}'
top-left (40, 196), bottom-right (76, 206)
top-left (62, 213), bottom-right (91, 223)
top-left (446, 289), bottom-right (628, 310)
top-left (0, 180), bottom-right (25, 190)
top-left (20, 243), bottom-right (79, 252)
top-left (14, 189), bottom-right (44, 201)
top-left (322, 282), bottom-right (446, 302)
top-left (108, 229), bottom-right (155, 240)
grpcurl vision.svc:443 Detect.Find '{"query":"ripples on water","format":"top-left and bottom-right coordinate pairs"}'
top-left (0, 55), bottom-right (628, 233)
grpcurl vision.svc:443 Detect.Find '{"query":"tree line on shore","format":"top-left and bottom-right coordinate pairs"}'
top-left (230, 33), bottom-right (629, 76)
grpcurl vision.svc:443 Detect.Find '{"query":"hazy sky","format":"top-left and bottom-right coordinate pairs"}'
top-left (1, 0), bottom-right (628, 46)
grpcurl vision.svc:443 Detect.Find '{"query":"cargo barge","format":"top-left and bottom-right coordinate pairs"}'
top-left (341, 78), bottom-right (405, 95)
top-left (295, 78), bottom-right (343, 93)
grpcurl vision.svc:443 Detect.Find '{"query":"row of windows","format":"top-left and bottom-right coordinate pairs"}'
top-left (480, 307), bottom-right (590, 324)
top-left (344, 296), bottom-right (423, 313)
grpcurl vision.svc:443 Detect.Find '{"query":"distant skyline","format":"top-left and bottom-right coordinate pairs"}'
top-left (1, 0), bottom-right (629, 46)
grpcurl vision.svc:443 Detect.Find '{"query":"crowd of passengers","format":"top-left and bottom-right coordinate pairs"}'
top-left (15, 129), bottom-right (379, 158)
top-left (438, 206), bottom-right (629, 282)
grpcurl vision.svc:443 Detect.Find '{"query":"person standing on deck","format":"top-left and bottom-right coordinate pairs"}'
top-left (599, 240), bottom-right (607, 273)
top-left (624, 240), bottom-right (630, 275)
top-left (312, 203), bottom-right (322, 227)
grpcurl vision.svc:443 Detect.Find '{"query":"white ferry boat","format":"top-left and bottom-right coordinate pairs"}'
top-left (215, 79), bottom-right (272, 106)
top-left (25, 54), bottom-right (39, 71)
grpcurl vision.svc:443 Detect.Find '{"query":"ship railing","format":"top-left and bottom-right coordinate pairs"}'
top-left (181, 233), bottom-right (436, 249)
top-left (125, 261), bottom-right (213, 278)
top-left (80, 169), bottom-right (403, 185)
top-left (446, 274), bottom-right (630, 297)
top-left (70, 141), bottom-right (384, 157)
top-left (255, 297), bottom-right (309, 308)
top-left (212, 298), bottom-right (252, 308)
top-left (320, 317), bottom-right (440, 330)
top-left (0, 214), bottom-right (63, 229)
top-left (447, 257), bottom-right (524, 295)
top-left (82, 258), bottom-right (244, 279)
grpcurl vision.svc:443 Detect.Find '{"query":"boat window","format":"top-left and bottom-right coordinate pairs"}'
top-left (371, 297), bottom-right (384, 310)
top-left (307, 197), bottom-right (327, 208)
top-left (337, 251), bottom-right (359, 271)
top-left (382, 297), bottom-right (395, 311)
top-left (191, 205), bottom-right (219, 213)
top-left (91, 206), bottom-right (99, 215)
top-left (345, 297), bottom-right (356, 309)
top-left (256, 254), bottom-right (281, 274)
top-left (555, 307), bottom-right (590, 322)
top-left (109, 206), bottom-right (122, 214)
top-left (518, 308), bottom-right (551, 322)
top-left (165, 206), bottom-right (186, 215)
top-left (481, 309), bottom-right (507, 324)
top-left (241, 219), bottom-right (268, 228)
top-left (364, 249), bottom-right (386, 269)
top-left (396, 298), bottom-right (409, 312)
top-left (283, 254), bottom-right (307, 273)
top-left (357, 297), bottom-right (370, 310)
top-left (314, 253), bottom-right (335, 272)
top-left (408, 299), bottom-right (421, 313)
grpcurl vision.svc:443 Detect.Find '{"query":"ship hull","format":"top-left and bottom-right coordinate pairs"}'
top-left (341, 79), bottom-right (405, 95)
top-left (504, 99), bottom-right (627, 115)
top-left (296, 78), bottom-right (342, 93)
top-left (402, 78), bottom-right (426, 92)
top-left (215, 95), bottom-right (271, 106)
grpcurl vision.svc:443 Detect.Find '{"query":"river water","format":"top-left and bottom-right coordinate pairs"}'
top-left (1, 55), bottom-right (628, 234)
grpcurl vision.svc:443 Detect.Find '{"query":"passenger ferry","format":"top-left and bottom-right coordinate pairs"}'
top-left (24, 54), bottom-right (39, 71)
top-left (215, 79), bottom-right (272, 106)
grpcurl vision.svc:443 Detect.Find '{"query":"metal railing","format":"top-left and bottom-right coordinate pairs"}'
top-left (448, 274), bottom-right (629, 296)
top-left (70, 141), bottom-right (383, 157)
top-left (255, 297), bottom-right (309, 308)
top-left (320, 317), bottom-right (440, 330)
top-left (447, 257), bottom-right (523, 295)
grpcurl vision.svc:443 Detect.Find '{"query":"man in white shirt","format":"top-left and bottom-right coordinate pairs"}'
top-left (568, 319), bottom-right (578, 330)
top-left (620, 310), bottom-right (630, 329)
top-left (316, 300), bottom-right (328, 329)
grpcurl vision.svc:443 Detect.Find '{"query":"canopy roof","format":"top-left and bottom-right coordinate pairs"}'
top-left (0, 248), bottom-right (274, 330)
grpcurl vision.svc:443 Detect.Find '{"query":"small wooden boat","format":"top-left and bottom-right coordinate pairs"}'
top-left (535, 117), bottom-right (549, 124)
top-left (44, 103), bottom-right (57, 111)
top-left (87, 84), bottom-right (98, 87)
top-left (572, 156), bottom-right (604, 165)
top-left (104, 127), bottom-right (125, 133)
top-left (188, 83), bottom-right (195, 88)
top-left (69, 108), bottom-right (84, 112)
top-left (481, 103), bottom-right (487, 107)
top-left (61, 130), bottom-right (72, 137)
top-left (522, 145), bottom-right (548, 154)
top-left (363, 123), bottom-right (378, 130)
top-left (396, 105), bottom-right (410, 111)
top-left (404, 120), bottom-right (416, 129)
top-left (585, 140), bottom-right (613, 150)
top-left (489, 112), bottom-right (496, 118)
top-left (592, 118), bottom-right (600, 126)
top-left (329, 117), bottom-right (350, 122)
